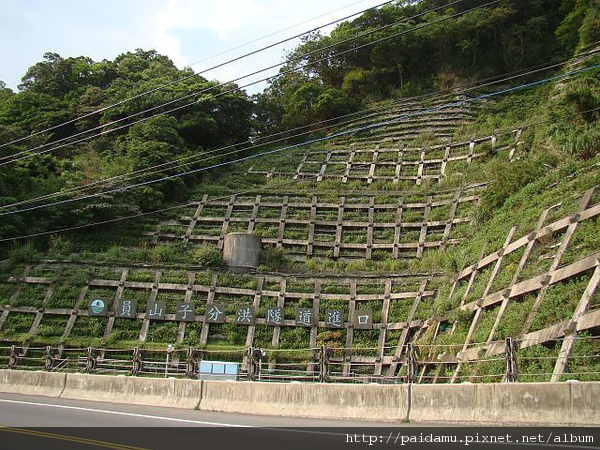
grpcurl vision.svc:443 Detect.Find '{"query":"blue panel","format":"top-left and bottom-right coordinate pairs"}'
top-left (198, 360), bottom-right (239, 378)
top-left (212, 363), bottom-right (226, 374)
top-left (199, 361), bottom-right (212, 373)
top-left (224, 363), bottom-right (239, 375)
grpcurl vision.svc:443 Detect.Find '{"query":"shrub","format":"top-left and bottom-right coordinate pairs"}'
top-left (193, 244), bottom-right (224, 267)
top-left (8, 242), bottom-right (40, 264)
top-left (480, 159), bottom-right (545, 218)
top-left (259, 246), bottom-right (289, 271)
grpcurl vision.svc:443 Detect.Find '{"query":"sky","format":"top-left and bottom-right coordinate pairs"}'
top-left (0, 0), bottom-right (387, 94)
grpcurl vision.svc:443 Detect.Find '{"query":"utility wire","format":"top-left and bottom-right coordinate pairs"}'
top-left (1, 53), bottom-right (597, 216)
top-left (0, 0), bottom-right (467, 166)
top-left (2, 39), bottom-right (597, 215)
top-left (185, 0), bottom-right (389, 69)
top-left (0, 0), bottom-right (396, 154)
top-left (8, 37), bottom-right (600, 215)
top-left (1, 2), bottom-right (593, 226)
top-left (0, 152), bottom-right (370, 243)
top-left (0, 49), bottom-right (590, 212)
top-left (0, 0), bottom-right (440, 165)
top-left (0, 64), bottom-right (566, 217)
top-left (0, 63), bottom-right (597, 242)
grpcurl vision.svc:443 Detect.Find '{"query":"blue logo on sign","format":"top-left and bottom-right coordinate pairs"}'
top-left (90, 299), bottom-right (105, 314)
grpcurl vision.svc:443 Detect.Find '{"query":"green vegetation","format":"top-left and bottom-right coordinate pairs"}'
top-left (0, 49), bottom-right (253, 248)
top-left (0, 1), bottom-right (597, 380)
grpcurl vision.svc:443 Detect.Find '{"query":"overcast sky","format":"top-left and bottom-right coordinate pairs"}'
top-left (0, 0), bottom-right (386, 94)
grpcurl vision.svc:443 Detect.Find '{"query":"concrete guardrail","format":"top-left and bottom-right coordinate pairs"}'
top-left (0, 369), bottom-right (66, 397)
top-left (199, 380), bottom-right (409, 422)
top-left (60, 373), bottom-right (202, 409)
top-left (0, 369), bottom-right (597, 425)
top-left (409, 382), bottom-right (595, 426)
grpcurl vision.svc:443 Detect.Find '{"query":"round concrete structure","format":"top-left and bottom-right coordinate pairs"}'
top-left (222, 233), bottom-right (262, 272)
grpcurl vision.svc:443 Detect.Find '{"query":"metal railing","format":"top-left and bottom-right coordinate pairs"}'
top-left (0, 335), bottom-right (597, 383)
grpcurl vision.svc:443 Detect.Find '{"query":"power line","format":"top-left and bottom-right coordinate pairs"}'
top-left (0, 0), bottom-right (396, 154)
top-left (0, 0), bottom-right (467, 166)
top-left (3, 36), bottom-right (598, 216)
top-left (1, 51), bottom-right (596, 216)
top-left (184, 0), bottom-right (394, 70)
top-left (1, 63), bottom-right (597, 242)
top-left (0, 2), bottom-right (591, 227)
top-left (0, 70), bottom-right (539, 217)
top-left (0, 153), bottom-right (371, 244)
top-left (0, 50), bottom-right (584, 213)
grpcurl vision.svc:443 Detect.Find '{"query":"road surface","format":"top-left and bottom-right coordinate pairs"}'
top-left (1, 393), bottom-right (594, 450)
top-left (0, 392), bottom-right (406, 449)
top-left (0, 392), bottom-right (400, 428)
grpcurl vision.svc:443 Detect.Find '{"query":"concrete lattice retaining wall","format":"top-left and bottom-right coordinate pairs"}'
top-left (0, 369), bottom-right (597, 426)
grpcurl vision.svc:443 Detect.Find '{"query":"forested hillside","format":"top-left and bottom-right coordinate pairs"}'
top-left (0, 50), bottom-right (253, 243)
top-left (1, 0), bottom-right (597, 248)
top-left (0, 0), bottom-right (598, 382)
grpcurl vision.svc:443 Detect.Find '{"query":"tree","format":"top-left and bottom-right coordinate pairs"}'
top-left (0, 48), bottom-right (255, 241)
top-left (0, 90), bottom-right (71, 139)
top-left (113, 49), bottom-right (178, 82)
top-left (19, 52), bottom-right (107, 99)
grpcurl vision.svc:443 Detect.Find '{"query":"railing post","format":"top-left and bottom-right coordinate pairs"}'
top-left (406, 343), bottom-right (418, 384)
top-left (247, 347), bottom-right (254, 381)
top-left (84, 347), bottom-right (97, 373)
top-left (318, 346), bottom-right (324, 382)
top-left (319, 346), bottom-right (332, 382)
top-left (247, 347), bottom-right (264, 381)
top-left (44, 346), bottom-right (55, 371)
top-left (132, 347), bottom-right (142, 376)
top-left (8, 345), bottom-right (18, 370)
top-left (505, 337), bottom-right (519, 382)
top-left (165, 344), bottom-right (174, 378)
top-left (186, 347), bottom-right (198, 379)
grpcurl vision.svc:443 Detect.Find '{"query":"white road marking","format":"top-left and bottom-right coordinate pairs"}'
top-left (0, 397), bottom-right (355, 441)
top-left (0, 398), bottom-right (252, 427)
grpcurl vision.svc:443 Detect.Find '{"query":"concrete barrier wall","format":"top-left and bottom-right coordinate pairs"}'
top-left (490, 383), bottom-right (572, 426)
top-left (410, 382), bottom-right (598, 426)
top-left (60, 373), bottom-right (128, 404)
top-left (567, 381), bottom-right (600, 425)
top-left (199, 380), bottom-right (409, 422)
top-left (0, 369), bottom-right (598, 425)
top-left (0, 369), bottom-right (66, 397)
top-left (61, 373), bottom-right (202, 409)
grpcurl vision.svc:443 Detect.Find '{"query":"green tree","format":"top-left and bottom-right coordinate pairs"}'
top-left (19, 52), bottom-right (114, 100)
top-left (0, 48), bottom-right (254, 243)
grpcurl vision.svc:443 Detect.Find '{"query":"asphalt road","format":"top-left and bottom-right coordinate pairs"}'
top-left (2, 393), bottom-right (595, 450)
top-left (0, 392), bottom-right (400, 428)
top-left (0, 392), bottom-right (407, 450)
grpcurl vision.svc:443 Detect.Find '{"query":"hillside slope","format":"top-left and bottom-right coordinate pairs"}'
top-left (0, 51), bottom-right (598, 382)
top-left (0, 1), bottom-right (598, 382)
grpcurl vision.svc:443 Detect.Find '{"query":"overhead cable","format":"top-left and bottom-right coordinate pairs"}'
top-left (0, 0), bottom-right (396, 153)
top-left (0, 0), bottom-right (467, 165)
